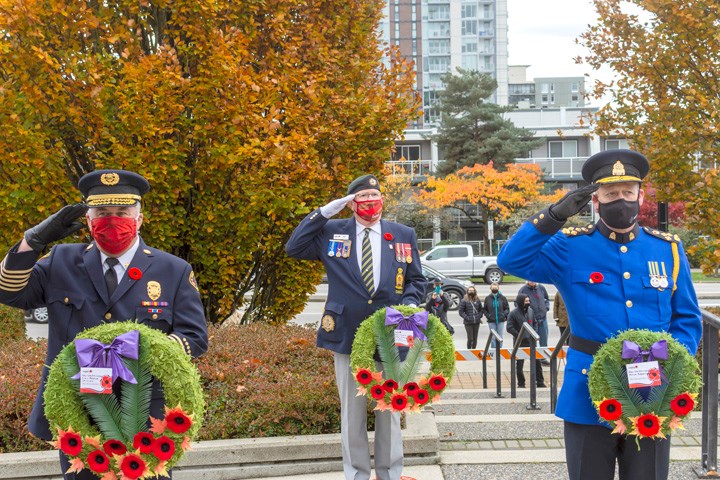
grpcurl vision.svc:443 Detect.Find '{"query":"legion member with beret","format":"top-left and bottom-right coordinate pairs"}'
top-left (498, 149), bottom-right (701, 480)
top-left (286, 174), bottom-right (426, 480)
top-left (0, 169), bottom-right (208, 480)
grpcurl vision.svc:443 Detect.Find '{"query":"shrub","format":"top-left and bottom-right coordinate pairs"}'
top-left (0, 305), bottom-right (25, 343)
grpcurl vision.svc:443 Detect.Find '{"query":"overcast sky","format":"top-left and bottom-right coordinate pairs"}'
top-left (507, 0), bottom-right (603, 99)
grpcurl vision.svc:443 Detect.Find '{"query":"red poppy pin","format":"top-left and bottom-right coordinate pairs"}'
top-left (384, 233), bottom-right (394, 241)
top-left (589, 272), bottom-right (604, 284)
top-left (128, 268), bottom-right (142, 280)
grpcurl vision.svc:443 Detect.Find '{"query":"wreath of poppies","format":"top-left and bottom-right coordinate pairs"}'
top-left (44, 322), bottom-right (205, 479)
top-left (350, 305), bottom-right (455, 412)
top-left (587, 329), bottom-right (700, 443)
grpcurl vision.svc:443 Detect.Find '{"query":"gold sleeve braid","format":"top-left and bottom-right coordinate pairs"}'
top-left (0, 257), bottom-right (33, 292)
top-left (671, 242), bottom-right (680, 294)
top-left (168, 333), bottom-right (192, 356)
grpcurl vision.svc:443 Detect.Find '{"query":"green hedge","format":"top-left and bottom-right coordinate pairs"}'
top-left (0, 305), bottom-right (25, 344)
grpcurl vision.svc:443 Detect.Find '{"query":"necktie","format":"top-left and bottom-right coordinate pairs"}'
top-left (105, 257), bottom-right (120, 297)
top-left (361, 228), bottom-right (374, 295)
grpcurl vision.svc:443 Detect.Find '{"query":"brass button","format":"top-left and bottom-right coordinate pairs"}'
top-left (533, 218), bottom-right (538, 224)
top-left (581, 369), bottom-right (587, 375)
top-left (152, 314), bottom-right (158, 320)
top-left (620, 246), bottom-right (628, 253)
top-left (368, 299), bottom-right (373, 304)
top-left (105, 313), bottom-right (112, 320)
top-left (539, 213), bottom-right (545, 219)
top-left (626, 300), bottom-right (633, 308)
top-left (623, 272), bottom-right (630, 279)
top-left (64, 297), bottom-right (69, 303)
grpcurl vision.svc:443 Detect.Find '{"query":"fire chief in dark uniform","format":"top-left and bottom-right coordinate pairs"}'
top-left (498, 150), bottom-right (701, 480)
top-left (286, 174), bottom-right (426, 480)
top-left (0, 170), bottom-right (208, 479)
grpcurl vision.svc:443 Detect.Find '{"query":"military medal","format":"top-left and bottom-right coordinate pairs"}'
top-left (341, 240), bottom-right (351, 258)
top-left (328, 240), bottom-right (336, 257)
top-left (659, 262), bottom-right (669, 289)
top-left (335, 242), bottom-right (343, 257)
top-left (648, 261), bottom-right (660, 288)
top-left (395, 243), bottom-right (404, 263)
top-left (403, 243), bottom-right (412, 263)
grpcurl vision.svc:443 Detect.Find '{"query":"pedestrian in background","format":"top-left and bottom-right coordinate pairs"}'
top-left (506, 293), bottom-right (546, 388)
top-left (482, 282), bottom-right (509, 348)
top-left (518, 280), bottom-right (550, 349)
top-left (458, 286), bottom-right (483, 349)
top-left (426, 278), bottom-right (453, 335)
top-left (554, 291), bottom-right (569, 343)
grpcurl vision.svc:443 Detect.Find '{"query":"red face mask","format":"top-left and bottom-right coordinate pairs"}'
top-left (354, 198), bottom-right (383, 222)
top-left (90, 216), bottom-right (138, 255)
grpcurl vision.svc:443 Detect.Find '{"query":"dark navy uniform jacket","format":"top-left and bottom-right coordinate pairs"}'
top-left (498, 210), bottom-right (702, 426)
top-left (286, 208), bottom-right (427, 355)
top-left (0, 237), bottom-right (208, 440)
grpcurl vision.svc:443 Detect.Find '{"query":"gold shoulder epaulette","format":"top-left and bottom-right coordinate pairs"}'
top-left (562, 223), bottom-right (595, 237)
top-left (642, 227), bottom-right (679, 243)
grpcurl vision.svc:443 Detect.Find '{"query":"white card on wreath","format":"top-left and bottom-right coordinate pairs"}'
top-left (394, 329), bottom-right (414, 347)
top-left (79, 367), bottom-right (113, 394)
top-left (627, 360), bottom-right (661, 388)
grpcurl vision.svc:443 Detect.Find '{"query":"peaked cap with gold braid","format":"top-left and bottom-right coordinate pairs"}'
top-left (78, 169), bottom-right (150, 207)
top-left (581, 149), bottom-right (650, 185)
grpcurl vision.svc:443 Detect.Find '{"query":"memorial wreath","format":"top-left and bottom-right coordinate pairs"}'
top-left (350, 305), bottom-right (455, 412)
top-left (44, 322), bottom-right (204, 479)
top-left (588, 329), bottom-right (701, 443)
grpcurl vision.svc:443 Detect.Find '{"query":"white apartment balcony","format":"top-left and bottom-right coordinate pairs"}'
top-left (386, 159), bottom-right (434, 177)
top-left (515, 156), bottom-right (587, 180)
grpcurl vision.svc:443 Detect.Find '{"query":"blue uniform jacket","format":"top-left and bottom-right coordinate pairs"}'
top-left (0, 238), bottom-right (208, 440)
top-left (285, 208), bottom-right (427, 354)
top-left (497, 210), bottom-right (702, 426)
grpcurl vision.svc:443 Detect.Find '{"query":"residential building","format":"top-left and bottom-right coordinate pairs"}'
top-left (508, 65), bottom-right (586, 109)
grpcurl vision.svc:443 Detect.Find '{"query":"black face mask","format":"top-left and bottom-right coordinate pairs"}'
top-left (598, 198), bottom-right (639, 230)
top-left (491, 288), bottom-right (498, 294)
top-left (521, 303), bottom-right (530, 312)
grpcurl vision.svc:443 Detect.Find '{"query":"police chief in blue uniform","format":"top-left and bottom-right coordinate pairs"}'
top-left (286, 174), bottom-right (426, 480)
top-left (498, 150), bottom-right (701, 480)
top-left (0, 170), bottom-right (208, 480)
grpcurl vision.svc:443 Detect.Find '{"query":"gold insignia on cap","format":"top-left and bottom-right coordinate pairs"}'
top-left (100, 173), bottom-right (120, 186)
top-left (189, 271), bottom-right (199, 291)
top-left (369, 178), bottom-right (377, 186)
top-left (321, 314), bottom-right (335, 332)
top-left (147, 280), bottom-right (161, 301)
top-left (612, 161), bottom-right (626, 176)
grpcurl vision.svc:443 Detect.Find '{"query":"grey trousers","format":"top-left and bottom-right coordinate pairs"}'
top-left (334, 352), bottom-right (403, 480)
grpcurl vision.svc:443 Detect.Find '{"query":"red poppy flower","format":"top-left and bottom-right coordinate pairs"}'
top-left (153, 435), bottom-right (176, 461)
top-left (355, 369), bottom-right (373, 385)
top-left (384, 233), bottom-right (393, 241)
top-left (390, 393), bottom-right (408, 411)
top-left (647, 368), bottom-right (661, 382)
top-left (120, 454), bottom-right (147, 479)
top-left (383, 379), bottom-right (399, 392)
top-left (59, 430), bottom-right (82, 456)
top-left (413, 389), bottom-right (430, 405)
top-left (103, 439), bottom-right (127, 456)
top-left (128, 267), bottom-right (142, 280)
top-left (87, 450), bottom-right (110, 473)
top-left (428, 374), bottom-right (447, 391)
top-left (371, 385), bottom-right (386, 400)
top-left (132, 431), bottom-right (155, 454)
top-left (589, 272), bottom-right (604, 283)
top-left (165, 407), bottom-right (193, 434)
top-left (403, 382), bottom-right (420, 396)
top-left (101, 375), bottom-right (112, 389)
top-left (670, 393), bottom-right (695, 416)
top-left (635, 413), bottom-right (661, 437)
top-left (598, 399), bottom-right (623, 421)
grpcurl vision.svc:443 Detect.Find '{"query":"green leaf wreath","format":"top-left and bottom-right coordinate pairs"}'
top-left (350, 305), bottom-right (455, 412)
top-left (588, 329), bottom-right (700, 443)
top-left (44, 321), bottom-right (204, 479)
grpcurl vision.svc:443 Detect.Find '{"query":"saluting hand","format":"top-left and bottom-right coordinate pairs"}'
top-left (24, 203), bottom-right (89, 251)
top-left (320, 194), bottom-right (355, 219)
top-left (549, 184), bottom-right (599, 221)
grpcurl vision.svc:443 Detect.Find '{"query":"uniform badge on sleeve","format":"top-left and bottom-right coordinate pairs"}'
top-left (189, 271), bottom-right (199, 291)
top-left (321, 314), bottom-right (335, 332)
top-left (147, 281), bottom-right (162, 301)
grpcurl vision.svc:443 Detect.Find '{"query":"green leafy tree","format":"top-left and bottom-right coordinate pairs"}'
top-left (431, 68), bottom-right (541, 176)
top-left (0, 0), bottom-right (419, 323)
top-left (578, 0), bottom-right (720, 272)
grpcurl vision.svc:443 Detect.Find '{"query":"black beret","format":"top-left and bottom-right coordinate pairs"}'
top-left (581, 149), bottom-right (649, 184)
top-left (347, 174), bottom-right (381, 195)
top-left (78, 170), bottom-right (150, 207)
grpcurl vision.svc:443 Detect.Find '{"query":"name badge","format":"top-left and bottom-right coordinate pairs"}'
top-left (627, 361), bottom-right (661, 388)
top-left (80, 367), bottom-right (113, 394)
top-left (333, 234), bottom-right (350, 240)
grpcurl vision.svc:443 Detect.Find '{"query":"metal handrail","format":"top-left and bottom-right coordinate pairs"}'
top-left (481, 329), bottom-right (504, 398)
top-left (510, 322), bottom-right (542, 410)
top-left (550, 327), bottom-right (571, 413)
top-left (695, 309), bottom-right (720, 478)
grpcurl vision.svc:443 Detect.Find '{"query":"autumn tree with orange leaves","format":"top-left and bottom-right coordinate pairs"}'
top-left (0, 0), bottom-right (419, 323)
top-left (415, 163), bottom-right (547, 253)
top-left (579, 0), bottom-right (720, 272)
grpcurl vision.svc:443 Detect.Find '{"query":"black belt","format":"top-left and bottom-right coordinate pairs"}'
top-left (569, 334), bottom-right (603, 356)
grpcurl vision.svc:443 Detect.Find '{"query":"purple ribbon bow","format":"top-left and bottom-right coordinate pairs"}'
top-left (385, 307), bottom-right (428, 342)
top-left (71, 330), bottom-right (140, 385)
top-left (622, 339), bottom-right (668, 382)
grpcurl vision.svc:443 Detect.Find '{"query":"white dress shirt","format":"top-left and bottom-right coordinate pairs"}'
top-left (100, 237), bottom-right (141, 280)
top-left (355, 221), bottom-right (382, 292)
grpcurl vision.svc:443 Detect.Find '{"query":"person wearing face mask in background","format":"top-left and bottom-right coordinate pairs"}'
top-left (458, 286), bottom-right (483, 349)
top-left (482, 282), bottom-right (509, 349)
top-left (497, 150), bottom-right (701, 480)
top-left (0, 170), bottom-right (208, 480)
top-left (506, 293), bottom-right (545, 388)
top-left (286, 174), bottom-right (426, 480)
